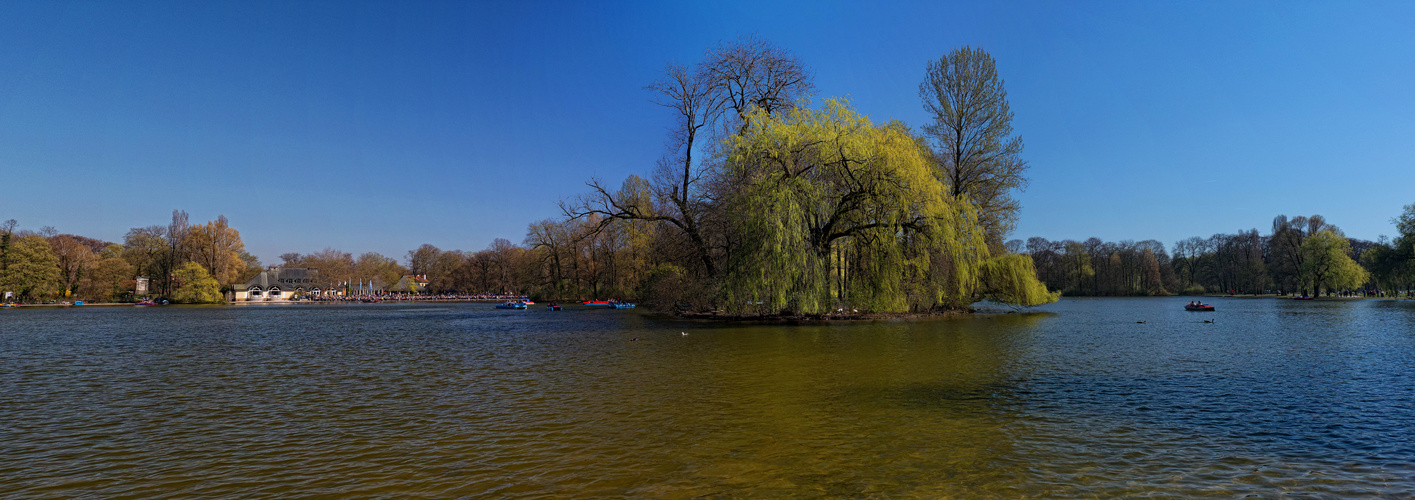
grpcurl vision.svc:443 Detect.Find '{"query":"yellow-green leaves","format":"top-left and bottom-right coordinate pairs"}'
top-left (1301, 230), bottom-right (1369, 293)
top-left (721, 99), bottom-right (1006, 314)
top-left (171, 262), bottom-right (223, 303)
top-left (0, 235), bottom-right (62, 301)
top-left (979, 253), bottom-right (1061, 308)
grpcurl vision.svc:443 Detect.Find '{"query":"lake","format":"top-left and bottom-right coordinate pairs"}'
top-left (2, 298), bottom-right (1413, 498)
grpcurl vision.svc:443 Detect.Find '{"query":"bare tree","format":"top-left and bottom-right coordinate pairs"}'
top-left (920, 46), bottom-right (1028, 252)
top-left (526, 218), bottom-right (576, 297)
top-left (49, 235), bottom-right (96, 297)
top-left (1270, 214), bottom-right (1337, 294)
top-left (279, 253), bottom-right (303, 266)
top-left (704, 34), bottom-right (815, 132)
top-left (564, 36), bottom-right (814, 278)
top-left (161, 210), bottom-right (190, 296)
top-left (0, 219), bottom-right (17, 274)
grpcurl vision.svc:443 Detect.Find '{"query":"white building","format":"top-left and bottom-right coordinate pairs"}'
top-left (234, 268), bottom-right (334, 301)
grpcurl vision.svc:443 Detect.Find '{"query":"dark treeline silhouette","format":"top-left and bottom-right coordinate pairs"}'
top-left (1015, 211), bottom-right (1415, 297)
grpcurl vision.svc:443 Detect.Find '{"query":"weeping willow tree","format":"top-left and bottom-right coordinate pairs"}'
top-left (978, 253), bottom-right (1062, 308)
top-left (716, 100), bottom-right (1055, 315)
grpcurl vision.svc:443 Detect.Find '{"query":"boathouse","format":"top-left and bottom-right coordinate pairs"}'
top-left (234, 268), bottom-right (332, 301)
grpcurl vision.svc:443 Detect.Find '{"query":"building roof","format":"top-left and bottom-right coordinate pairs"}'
top-left (244, 268), bottom-right (323, 289)
top-left (389, 275), bottom-right (429, 293)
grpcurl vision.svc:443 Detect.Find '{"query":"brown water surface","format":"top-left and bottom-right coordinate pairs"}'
top-left (2, 298), bottom-right (1413, 497)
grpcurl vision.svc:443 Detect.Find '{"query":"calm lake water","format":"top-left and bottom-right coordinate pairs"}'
top-left (2, 298), bottom-right (1413, 498)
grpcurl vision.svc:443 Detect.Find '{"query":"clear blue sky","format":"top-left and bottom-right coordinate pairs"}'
top-left (2, 0), bottom-right (1411, 264)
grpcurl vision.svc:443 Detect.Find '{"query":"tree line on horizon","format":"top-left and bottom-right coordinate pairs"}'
top-left (1015, 209), bottom-right (1415, 297)
top-left (0, 210), bottom-right (530, 304)
top-left (3, 38), bottom-right (1060, 313)
top-left (27, 39), bottom-right (1407, 310)
top-left (1, 211), bottom-right (251, 304)
top-left (9, 204), bottom-right (1411, 306)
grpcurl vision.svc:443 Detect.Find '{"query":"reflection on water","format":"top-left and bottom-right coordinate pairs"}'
top-left (1, 298), bottom-right (1412, 497)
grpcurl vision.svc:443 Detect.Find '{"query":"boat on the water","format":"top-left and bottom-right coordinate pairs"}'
top-left (582, 300), bottom-right (613, 305)
top-left (609, 303), bottom-right (636, 309)
top-left (548, 304), bottom-right (562, 311)
top-left (135, 300), bottom-right (160, 306)
top-left (495, 302), bottom-right (528, 309)
top-left (1185, 303), bottom-right (1215, 311)
top-left (1293, 296), bottom-right (1314, 300)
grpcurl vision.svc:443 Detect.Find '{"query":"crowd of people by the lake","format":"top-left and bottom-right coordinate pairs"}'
top-left (301, 293), bottom-right (528, 303)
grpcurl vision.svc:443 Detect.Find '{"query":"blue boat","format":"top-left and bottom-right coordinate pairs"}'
top-left (495, 302), bottom-right (527, 309)
top-left (609, 303), bottom-right (636, 309)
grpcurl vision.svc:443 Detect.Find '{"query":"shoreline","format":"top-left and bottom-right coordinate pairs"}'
top-left (6, 295), bottom-right (1407, 310)
top-left (671, 308), bottom-right (982, 323)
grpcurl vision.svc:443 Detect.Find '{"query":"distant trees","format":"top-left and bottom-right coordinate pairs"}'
top-left (920, 46), bottom-right (1029, 253)
top-left (1269, 215), bottom-right (1331, 295)
top-left (170, 262), bottom-right (222, 303)
top-left (1023, 238), bottom-right (1176, 296)
top-left (290, 248), bottom-right (354, 292)
top-left (1, 234), bottom-right (61, 301)
top-left (161, 210), bottom-right (190, 297)
top-left (79, 245), bottom-right (133, 302)
top-left (49, 235), bottom-right (96, 298)
top-left (0, 219), bottom-right (17, 275)
top-left (1355, 204), bottom-right (1415, 294)
top-left (122, 226), bottom-right (167, 281)
top-left (1301, 230), bottom-right (1368, 293)
top-left (405, 244), bottom-right (464, 291)
top-left (0, 211), bottom-right (262, 303)
top-left (1023, 210), bottom-right (1415, 298)
top-left (186, 215), bottom-right (249, 287)
top-left (355, 252), bottom-right (405, 290)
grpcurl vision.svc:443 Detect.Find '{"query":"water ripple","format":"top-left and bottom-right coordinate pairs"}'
top-left (2, 299), bottom-right (1413, 497)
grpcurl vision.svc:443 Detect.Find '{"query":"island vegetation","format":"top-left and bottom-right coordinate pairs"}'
top-left (4, 38), bottom-right (1412, 311)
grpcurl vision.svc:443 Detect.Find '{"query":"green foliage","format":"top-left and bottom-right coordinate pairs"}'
top-left (81, 257), bottom-right (134, 302)
top-left (1180, 285), bottom-right (1207, 296)
top-left (978, 253), bottom-right (1060, 307)
top-left (0, 235), bottom-right (62, 301)
top-left (720, 100), bottom-right (992, 314)
top-left (1393, 204), bottom-right (1415, 285)
top-left (1361, 241), bottom-right (1411, 292)
top-left (171, 262), bottom-right (222, 304)
top-left (1300, 230), bottom-right (1368, 293)
top-left (1395, 203), bottom-right (1415, 246)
